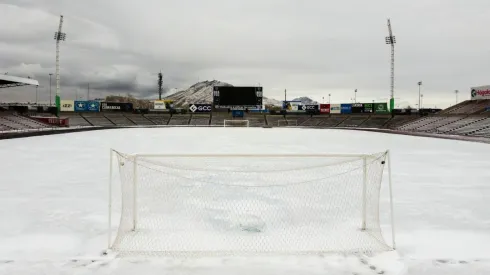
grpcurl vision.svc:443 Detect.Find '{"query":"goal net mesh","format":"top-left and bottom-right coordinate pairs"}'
top-left (112, 151), bottom-right (391, 256)
top-left (224, 120), bottom-right (249, 127)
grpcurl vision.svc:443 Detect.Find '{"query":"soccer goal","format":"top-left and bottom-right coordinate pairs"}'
top-left (108, 150), bottom-right (395, 256)
top-left (277, 120), bottom-right (297, 127)
top-left (224, 120), bottom-right (249, 127)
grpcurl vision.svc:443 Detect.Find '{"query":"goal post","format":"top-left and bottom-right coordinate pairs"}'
top-left (108, 149), bottom-right (395, 255)
top-left (224, 120), bottom-right (249, 127)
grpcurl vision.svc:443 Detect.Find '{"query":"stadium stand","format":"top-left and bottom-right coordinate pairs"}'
top-left (433, 117), bottom-right (484, 134)
top-left (124, 114), bottom-right (155, 126)
top-left (361, 116), bottom-right (391, 128)
top-left (167, 114), bottom-right (191, 125)
top-left (317, 116), bottom-right (348, 127)
top-left (396, 116), bottom-right (441, 131)
top-left (441, 100), bottom-right (490, 114)
top-left (300, 117), bottom-right (324, 126)
top-left (60, 113), bottom-right (92, 127)
top-left (265, 115), bottom-right (285, 126)
top-left (144, 114), bottom-right (171, 125)
top-left (471, 127), bottom-right (490, 137)
top-left (82, 113), bottom-right (114, 126)
top-left (337, 116), bottom-right (369, 128)
top-left (189, 114), bottom-right (210, 126)
top-left (417, 116), bottom-right (465, 132)
top-left (0, 113), bottom-right (50, 130)
top-left (283, 115), bottom-right (311, 126)
top-left (245, 114), bottom-right (266, 127)
top-left (445, 117), bottom-right (490, 135)
top-left (210, 112), bottom-right (232, 126)
top-left (104, 113), bottom-right (135, 126)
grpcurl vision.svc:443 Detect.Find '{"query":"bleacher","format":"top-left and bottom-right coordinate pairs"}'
top-left (433, 117), bottom-right (484, 134)
top-left (265, 115), bottom-right (285, 127)
top-left (62, 113), bottom-right (92, 127)
top-left (337, 116), bottom-right (369, 127)
top-left (104, 113), bottom-right (135, 126)
top-left (300, 117), bottom-right (325, 126)
top-left (384, 116), bottom-right (418, 129)
top-left (82, 113), bottom-right (114, 126)
top-left (144, 114), bottom-right (171, 125)
top-left (283, 115), bottom-right (311, 126)
top-left (189, 114), bottom-right (210, 126)
top-left (245, 114), bottom-right (266, 127)
top-left (168, 114), bottom-right (190, 125)
top-left (442, 100), bottom-right (490, 114)
top-left (396, 116), bottom-right (440, 131)
top-left (445, 118), bottom-right (490, 135)
top-left (471, 127), bottom-right (490, 137)
top-left (361, 116), bottom-right (391, 128)
top-left (124, 114), bottom-right (155, 126)
top-left (211, 112), bottom-right (232, 126)
top-left (0, 114), bottom-right (49, 130)
top-left (317, 116), bottom-right (348, 127)
top-left (412, 116), bottom-right (464, 132)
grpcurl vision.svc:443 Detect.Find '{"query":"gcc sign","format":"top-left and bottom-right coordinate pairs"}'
top-left (189, 104), bottom-right (212, 113)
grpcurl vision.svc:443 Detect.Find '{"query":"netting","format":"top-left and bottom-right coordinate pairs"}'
top-left (111, 151), bottom-right (391, 256)
top-left (224, 120), bottom-right (249, 127)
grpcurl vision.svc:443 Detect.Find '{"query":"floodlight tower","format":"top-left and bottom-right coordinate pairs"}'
top-left (54, 15), bottom-right (66, 117)
top-left (385, 19), bottom-right (396, 116)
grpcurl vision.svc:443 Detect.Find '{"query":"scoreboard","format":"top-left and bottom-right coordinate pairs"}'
top-left (213, 86), bottom-right (263, 109)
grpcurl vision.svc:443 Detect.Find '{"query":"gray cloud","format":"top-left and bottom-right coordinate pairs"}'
top-left (1, 0), bottom-right (489, 108)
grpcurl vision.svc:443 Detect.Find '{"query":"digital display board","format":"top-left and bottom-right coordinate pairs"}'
top-left (213, 86), bottom-right (263, 108)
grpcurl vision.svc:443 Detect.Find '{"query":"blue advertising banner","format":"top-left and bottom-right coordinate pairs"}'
top-left (341, 104), bottom-right (352, 114)
top-left (74, 101), bottom-right (88, 112)
top-left (87, 101), bottom-right (100, 112)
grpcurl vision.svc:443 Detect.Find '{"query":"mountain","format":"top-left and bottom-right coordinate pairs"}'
top-left (291, 96), bottom-right (318, 105)
top-left (165, 81), bottom-right (316, 107)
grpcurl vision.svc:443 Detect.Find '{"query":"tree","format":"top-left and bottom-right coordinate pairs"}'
top-left (158, 71), bottom-right (163, 100)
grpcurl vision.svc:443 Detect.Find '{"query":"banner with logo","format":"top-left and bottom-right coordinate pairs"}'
top-left (189, 104), bottom-right (212, 113)
top-left (60, 100), bottom-right (74, 112)
top-left (298, 105), bottom-right (318, 112)
top-left (101, 102), bottom-right (133, 112)
top-left (471, 85), bottom-right (490, 100)
top-left (341, 104), bottom-right (352, 114)
top-left (374, 103), bottom-right (389, 113)
top-left (330, 104), bottom-right (341, 114)
top-left (74, 101), bottom-right (87, 112)
top-left (283, 101), bottom-right (302, 110)
top-left (351, 103), bottom-right (364, 114)
top-left (154, 100), bottom-right (166, 110)
top-left (363, 103), bottom-right (373, 113)
top-left (319, 104), bottom-right (330, 114)
top-left (87, 101), bottom-right (100, 112)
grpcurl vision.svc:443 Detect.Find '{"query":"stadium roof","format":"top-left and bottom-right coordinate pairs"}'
top-left (0, 74), bottom-right (39, 89)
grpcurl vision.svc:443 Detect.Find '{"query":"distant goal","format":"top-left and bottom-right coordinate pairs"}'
top-left (224, 119), bottom-right (249, 127)
top-left (108, 150), bottom-right (395, 256)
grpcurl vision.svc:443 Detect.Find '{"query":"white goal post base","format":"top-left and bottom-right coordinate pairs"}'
top-left (108, 150), bottom-right (395, 256)
top-left (224, 120), bottom-right (249, 127)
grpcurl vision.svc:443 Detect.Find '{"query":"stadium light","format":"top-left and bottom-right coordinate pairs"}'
top-left (329, 93), bottom-right (331, 104)
top-left (455, 90), bottom-right (459, 105)
top-left (49, 73), bottom-right (53, 105)
top-left (385, 19), bottom-right (396, 116)
top-left (53, 15), bottom-right (66, 117)
top-left (418, 81), bottom-right (422, 110)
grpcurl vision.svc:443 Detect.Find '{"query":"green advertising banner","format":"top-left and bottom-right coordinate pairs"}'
top-left (374, 103), bottom-right (389, 113)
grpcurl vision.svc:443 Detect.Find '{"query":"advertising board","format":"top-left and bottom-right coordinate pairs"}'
top-left (341, 104), bottom-right (352, 114)
top-left (319, 104), bottom-right (330, 114)
top-left (373, 103), bottom-right (389, 113)
top-left (363, 103), bottom-right (373, 113)
top-left (351, 103), bottom-right (364, 114)
top-left (330, 104), bottom-right (341, 114)
top-left (189, 104), bottom-right (212, 113)
top-left (101, 102), bottom-right (133, 112)
top-left (471, 85), bottom-right (490, 100)
top-left (60, 100), bottom-right (74, 112)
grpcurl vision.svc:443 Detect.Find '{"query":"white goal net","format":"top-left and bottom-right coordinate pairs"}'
top-left (109, 150), bottom-right (395, 256)
top-left (277, 120), bottom-right (297, 127)
top-left (224, 120), bottom-right (249, 127)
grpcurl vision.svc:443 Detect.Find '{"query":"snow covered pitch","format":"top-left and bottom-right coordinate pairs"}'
top-left (1, 127), bottom-right (489, 274)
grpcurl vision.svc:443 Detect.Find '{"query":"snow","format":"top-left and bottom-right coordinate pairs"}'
top-left (0, 128), bottom-right (489, 274)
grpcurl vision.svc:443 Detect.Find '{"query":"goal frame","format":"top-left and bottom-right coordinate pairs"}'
top-left (223, 119), bottom-right (250, 127)
top-left (107, 149), bottom-right (396, 252)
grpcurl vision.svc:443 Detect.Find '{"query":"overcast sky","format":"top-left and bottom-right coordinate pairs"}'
top-left (1, 0), bottom-right (489, 108)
